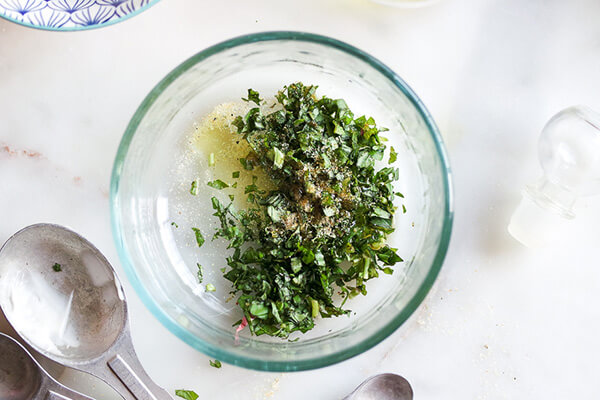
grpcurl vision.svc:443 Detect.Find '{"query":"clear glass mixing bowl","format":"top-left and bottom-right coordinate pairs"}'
top-left (110, 31), bottom-right (453, 371)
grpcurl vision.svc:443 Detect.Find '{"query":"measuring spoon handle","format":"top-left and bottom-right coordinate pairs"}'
top-left (45, 380), bottom-right (95, 400)
top-left (93, 334), bottom-right (172, 400)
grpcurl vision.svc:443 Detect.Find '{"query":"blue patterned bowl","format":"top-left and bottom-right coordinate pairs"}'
top-left (0, 0), bottom-right (160, 31)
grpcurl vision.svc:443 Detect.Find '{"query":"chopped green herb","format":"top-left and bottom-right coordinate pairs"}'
top-left (250, 302), bottom-right (269, 319)
top-left (239, 157), bottom-right (254, 170)
top-left (389, 146), bottom-right (398, 164)
top-left (209, 359), bottom-right (222, 368)
top-left (52, 263), bottom-right (61, 272)
top-left (402, 204), bottom-right (407, 214)
top-left (232, 171), bottom-right (240, 179)
top-left (242, 88), bottom-right (261, 105)
top-left (310, 299), bottom-right (320, 318)
top-left (175, 390), bottom-right (198, 400)
top-left (201, 83), bottom-right (404, 338)
top-left (291, 257), bottom-right (302, 273)
top-left (192, 228), bottom-right (205, 247)
top-left (206, 283), bottom-right (216, 292)
top-left (207, 179), bottom-right (229, 190)
top-left (171, 222), bottom-right (179, 228)
top-left (197, 263), bottom-right (203, 283)
top-left (190, 179), bottom-right (199, 195)
top-left (272, 147), bottom-right (284, 169)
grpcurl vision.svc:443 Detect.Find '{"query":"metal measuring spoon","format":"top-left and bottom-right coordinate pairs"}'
top-left (0, 332), bottom-right (92, 400)
top-left (0, 224), bottom-right (171, 400)
top-left (343, 373), bottom-right (413, 400)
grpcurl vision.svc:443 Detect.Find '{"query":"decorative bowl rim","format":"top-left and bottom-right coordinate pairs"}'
top-left (0, 0), bottom-right (161, 32)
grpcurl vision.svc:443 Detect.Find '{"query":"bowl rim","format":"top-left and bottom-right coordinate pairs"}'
top-left (0, 0), bottom-right (161, 32)
top-left (110, 31), bottom-right (454, 372)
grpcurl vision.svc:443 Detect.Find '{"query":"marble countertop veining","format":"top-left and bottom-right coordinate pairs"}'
top-left (1, 0), bottom-right (600, 398)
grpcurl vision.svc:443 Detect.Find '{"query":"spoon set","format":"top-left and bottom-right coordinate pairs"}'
top-left (0, 224), bottom-right (413, 400)
top-left (0, 224), bottom-right (170, 400)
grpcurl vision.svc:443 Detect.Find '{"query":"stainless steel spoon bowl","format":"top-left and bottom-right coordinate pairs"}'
top-left (0, 224), bottom-right (171, 400)
top-left (0, 332), bottom-right (92, 400)
top-left (344, 373), bottom-right (413, 400)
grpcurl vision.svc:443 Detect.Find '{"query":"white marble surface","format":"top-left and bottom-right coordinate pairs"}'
top-left (2, 0), bottom-right (600, 398)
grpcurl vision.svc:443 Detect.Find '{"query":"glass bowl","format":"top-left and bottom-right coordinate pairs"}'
top-left (110, 31), bottom-right (453, 372)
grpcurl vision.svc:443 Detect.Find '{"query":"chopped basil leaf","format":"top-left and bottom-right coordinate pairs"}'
top-left (197, 263), bottom-right (203, 283)
top-left (389, 146), bottom-right (398, 164)
top-left (250, 302), bottom-right (269, 319)
top-left (175, 390), bottom-right (198, 400)
top-left (267, 205), bottom-right (282, 222)
top-left (52, 263), bottom-right (61, 272)
top-left (372, 206), bottom-right (390, 219)
top-left (190, 179), bottom-right (199, 195)
top-left (310, 299), bottom-right (319, 318)
top-left (239, 157), bottom-right (254, 170)
top-left (273, 147), bottom-right (284, 169)
top-left (192, 228), bottom-right (205, 247)
top-left (291, 257), bottom-right (302, 273)
top-left (207, 179), bottom-right (229, 190)
top-left (242, 88), bottom-right (261, 105)
top-left (209, 359), bottom-right (222, 368)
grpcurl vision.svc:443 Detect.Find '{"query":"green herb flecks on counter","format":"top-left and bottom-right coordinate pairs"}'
top-left (175, 390), bottom-right (198, 400)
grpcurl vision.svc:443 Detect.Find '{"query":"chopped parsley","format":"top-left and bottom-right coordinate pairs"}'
top-left (209, 359), bottom-right (222, 368)
top-left (171, 222), bottom-right (179, 228)
top-left (175, 390), bottom-right (198, 400)
top-left (52, 263), bottom-right (61, 272)
top-left (196, 83), bottom-right (404, 338)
